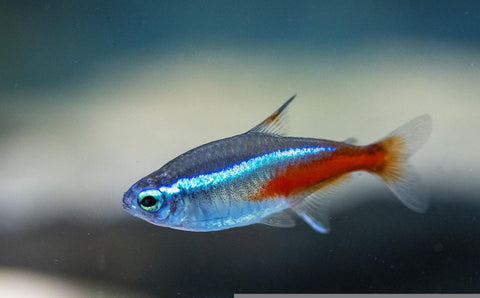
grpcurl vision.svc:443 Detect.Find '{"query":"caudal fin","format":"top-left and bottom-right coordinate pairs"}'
top-left (374, 114), bottom-right (432, 213)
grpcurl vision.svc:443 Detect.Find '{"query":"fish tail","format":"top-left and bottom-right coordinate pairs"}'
top-left (372, 114), bottom-right (432, 212)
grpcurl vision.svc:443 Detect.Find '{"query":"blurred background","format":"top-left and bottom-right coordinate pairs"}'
top-left (1, 1), bottom-right (480, 297)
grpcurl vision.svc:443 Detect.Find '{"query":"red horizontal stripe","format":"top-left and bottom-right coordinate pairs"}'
top-left (250, 145), bottom-right (385, 201)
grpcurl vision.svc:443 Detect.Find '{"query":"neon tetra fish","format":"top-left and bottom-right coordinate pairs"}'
top-left (123, 95), bottom-right (432, 233)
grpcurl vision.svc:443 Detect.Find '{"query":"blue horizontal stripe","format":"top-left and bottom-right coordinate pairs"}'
top-left (159, 146), bottom-right (335, 195)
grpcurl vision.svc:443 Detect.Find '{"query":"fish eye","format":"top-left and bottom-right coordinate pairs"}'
top-left (138, 190), bottom-right (163, 212)
top-left (140, 196), bottom-right (156, 207)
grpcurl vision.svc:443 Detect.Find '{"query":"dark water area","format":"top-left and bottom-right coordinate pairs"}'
top-left (2, 194), bottom-right (478, 296)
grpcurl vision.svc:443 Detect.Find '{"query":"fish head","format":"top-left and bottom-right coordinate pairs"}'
top-left (122, 179), bottom-right (175, 227)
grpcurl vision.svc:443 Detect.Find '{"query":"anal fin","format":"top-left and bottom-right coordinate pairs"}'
top-left (260, 210), bottom-right (296, 228)
top-left (292, 174), bottom-right (351, 233)
top-left (293, 194), bottom-right (331, 233)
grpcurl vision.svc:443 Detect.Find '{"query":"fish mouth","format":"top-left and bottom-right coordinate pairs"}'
top-left (122, 202), bottom-right (130, 211)
top-left (122, 203), bottom-right (142, 219)
top-left (121, 197), bottom-right (137, 211)
top-left (122, 193), bottom-right (141, 218)
top-left (122, 188), bottom-right (136, 207)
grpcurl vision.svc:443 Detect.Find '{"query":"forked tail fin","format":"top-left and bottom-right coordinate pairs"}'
top-left (374, 114), bottom-right (432, 213)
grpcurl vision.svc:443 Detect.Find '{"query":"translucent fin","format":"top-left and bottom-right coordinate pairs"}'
top-left (260, 210), bottom-right (296, 228)
top-left (248, 95), bottom-right (296, 136)
top-left (374, 114), bottom-right (432, 213)
top-left (385, 163), bottom-right (429, 213)
top-left (384, 114), bottom-right (432, 157)
top-left (292, 193), bottom-right (330, 233)
top-left (291, 174), bottom-right (351, 233)
top-left (342, 137), bottom-right (358, 145)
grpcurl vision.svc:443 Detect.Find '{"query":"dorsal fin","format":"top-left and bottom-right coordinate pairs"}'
top-left (343, 137), bottom-right (358, 145)
top-left (248, 95), bottom-right (296, 136)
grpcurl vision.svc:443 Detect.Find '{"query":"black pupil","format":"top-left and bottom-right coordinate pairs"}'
top-left (140, 196), bottom-right (157, 207)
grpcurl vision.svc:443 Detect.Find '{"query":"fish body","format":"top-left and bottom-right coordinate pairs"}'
top-left (123, 96), bottom-right (432, 233)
